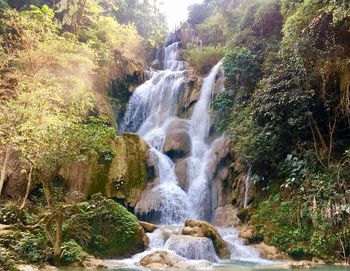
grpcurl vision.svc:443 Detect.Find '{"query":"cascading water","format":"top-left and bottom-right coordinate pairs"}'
top-left (243, 165), bottom-right (252, 208)
top-left (120, 38), bottom-right (223, 223)
top-left (119, 36), bottom-right (268, 266)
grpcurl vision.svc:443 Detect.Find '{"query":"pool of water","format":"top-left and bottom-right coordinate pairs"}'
top-left (60, 260), bottom-right (349, 271)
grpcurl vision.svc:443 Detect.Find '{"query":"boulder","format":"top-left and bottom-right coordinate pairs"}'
top-left (139, 221), bottom-right (158, 233)
top-left (174, 158), bottom-right (189, 191)
top-left (60, 133), bottom-right (150, 208)
top-left (182, 219), bottom-right (230, 259)
top-left (163, 130), bottom-right (192, 159)
top-left (134, 190), bottom-right (162, 222)
top-left (252, 242), bottom-right (288, 260)
top-left (213, 206), bottom-right (240, 227)
top-left (164, 235), bottom-right (218, 262)
top-left (139, 250), bottom-right (211, 269)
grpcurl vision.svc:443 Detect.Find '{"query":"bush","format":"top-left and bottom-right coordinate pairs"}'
top-left (61, 240), bottom-right (88, 265)
top-left (0, 203), bottom-right (19, 225)
top-left (185, 45), bottom-right (226, 74)
top-left (13, 231), bottom-right (51, 264)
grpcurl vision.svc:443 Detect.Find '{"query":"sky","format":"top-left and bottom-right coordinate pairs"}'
top-left (159, 0), bottom-right (203, 30)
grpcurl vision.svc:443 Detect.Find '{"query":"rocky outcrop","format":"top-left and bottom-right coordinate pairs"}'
top-left (134, 190), bottom-right (161, 222)
top-left (61, 133), bottom-right (150, 208)
top-left (174, 158), bottom-right (189, 191)
top-left (182, 219), bottom-right (230, 259)
top-left (251, 242), bottom-right (289, 260)
top-left (1, 150), bottom-right (28, 199)
top-left (213, 205), bottom-right (240, 227)
top-left (139, 250), bottom-right (211, 269)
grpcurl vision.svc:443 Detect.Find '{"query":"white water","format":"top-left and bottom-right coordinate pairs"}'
top-left (121, 39), bottom-right (223, 223)
top-left (119, 37), bottom-right (267, 266)
top-left (243, 165), bottom-right (252, 208)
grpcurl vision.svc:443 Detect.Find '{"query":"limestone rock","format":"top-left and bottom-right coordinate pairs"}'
top-left (139, 221), bottom-right (158, 233)
top-left (139, 250), bottom-right (211, 269)
top-left (213, 206), bottom-right (240, 227)
top-left (182, 219), bottom-right (230, 259)
top-left (163, 130), bottom-right (192, 159)
top-left (252, 242), bottom-right (289, 260)
top-left (60, 133), bottom-right (150, 208)
top-left (174, 158), bottom-right (189, 191)
top-left (15, 265), bottom-right (39, 271)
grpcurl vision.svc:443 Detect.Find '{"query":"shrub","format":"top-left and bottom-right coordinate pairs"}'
top-left (0, 203), bottom-right (19, 225)
top-left (185, 45), bottom-right (226, 74)
top-left (13, 231), bottom-right (51, 264)
top-left (61, 240), bottom-right (88, 265)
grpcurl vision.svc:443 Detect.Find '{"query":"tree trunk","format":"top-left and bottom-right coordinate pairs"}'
top-left (0, 147), bottom-right (10, 197)
top-left (75, 0), bottom-right (88, 40)
top-left (45, 211), bottom-right (63, 266)
top-left (20, 165), bottom-right (33, 211)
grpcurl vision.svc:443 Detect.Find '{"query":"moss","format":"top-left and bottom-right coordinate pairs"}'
top-left (86, 133), bottom-right (149, 207)
top-left (71, 194), bottom-right (146, 257)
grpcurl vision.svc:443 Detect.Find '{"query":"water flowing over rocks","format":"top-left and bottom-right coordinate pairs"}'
top-left (164, 235), bottom-right (218, 262)
top-left (182, 219), bottom-right (230, 259)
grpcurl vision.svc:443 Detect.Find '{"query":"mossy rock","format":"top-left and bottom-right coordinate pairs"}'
top-left (73, 194), bottom-right (147, 257)
top-left (85, 133), bottom-right (150, 207)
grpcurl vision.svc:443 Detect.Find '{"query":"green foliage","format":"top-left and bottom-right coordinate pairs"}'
top-left (223, 48), bottom-right (260, 104)
top-left (61, 240), bottom-right (88, 265)
top-left (0, 203), bottom-right (19, 224)
top-left (64, 194), bottom-right (145, 257)
top-left (13, 231), bottom-right (51, 263)
top-left (188, 3), bottom-right (210, 26)
top-left (252, 193), bottom-right (349, 260)
top-left (185, 45), bottom-right (226, 74)
top-left (212, 92), bottom-right (234, 133)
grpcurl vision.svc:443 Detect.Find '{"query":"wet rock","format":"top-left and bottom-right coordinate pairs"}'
top-left (252, 242), bottom-right (288, 260)
top-left (139, 250), bottom-right (211, 269)
top-left (163, 130), bottom-right (192, 160)
top-left (164, 235), bottom-right (218, 262)
top-left (139, 221), bottom-right (158, 233)
top-left (182, 219), bottom-right (230, 259)
top-left (174, 158), bottom-right (189, 191)
top-left (213, 206), bottom-right (240, 227)
top-left (134, 190), bottom-right (161, 222)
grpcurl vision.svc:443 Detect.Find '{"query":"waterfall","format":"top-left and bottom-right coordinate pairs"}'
top-left (243, 165), bottom-right (252, 208)
top-left (121, 37), bottom-right (223, 223)
top-left (117, 34), bottom-right (269, 267)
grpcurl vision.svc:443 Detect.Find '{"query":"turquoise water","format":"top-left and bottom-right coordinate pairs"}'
top-left (60, 260), bottom-right (349, 271)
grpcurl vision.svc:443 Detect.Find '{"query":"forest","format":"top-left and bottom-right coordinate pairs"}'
top-left (0, 0), bottom-right (349, 270)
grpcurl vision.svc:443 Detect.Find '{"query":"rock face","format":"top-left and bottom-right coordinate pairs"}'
top-left (252, 242), bottom-right (289, 260)
top-left (213, 205), bottom-right (240, 227)
top-left (182, 219), bottom-right (230, 259)
top-left (164, 235), bottom-right (218, 262)
top-left (163, 130), bottom-right (191, 159)
top-left (174, 158), bottom-right (189, 191)
top-left (139, 250), bottom-right (211, 269)
top-left (60, 133), bottom-right (150, 208)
